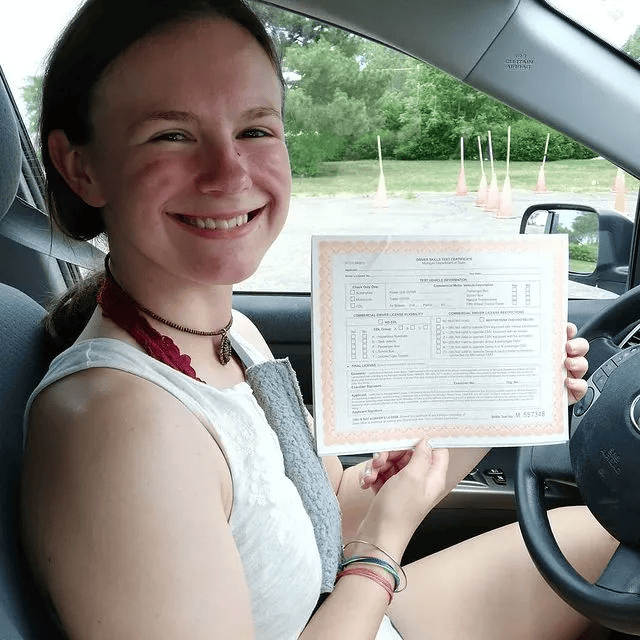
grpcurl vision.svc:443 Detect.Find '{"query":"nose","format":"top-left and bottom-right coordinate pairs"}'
top-left (195, 139), bottom-right (252, 195)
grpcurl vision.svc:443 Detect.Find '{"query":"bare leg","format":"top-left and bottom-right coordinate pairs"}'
top-left (388, 506), bottom-right (618, 640)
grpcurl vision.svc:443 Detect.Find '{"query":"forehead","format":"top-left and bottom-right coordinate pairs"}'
top-left (92, 18), bottom-right (281, 122)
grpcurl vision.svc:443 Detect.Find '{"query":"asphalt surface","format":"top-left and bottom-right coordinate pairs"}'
top-left (237, 190), bottom-right (637, 293)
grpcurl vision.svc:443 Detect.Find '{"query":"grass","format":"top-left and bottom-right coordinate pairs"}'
top-left (569, 259), bottom-right (597, 273)
top-left (291, 159), bottom-right (640, 198)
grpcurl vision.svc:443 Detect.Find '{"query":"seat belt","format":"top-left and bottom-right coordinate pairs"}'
top-left (0, 196), bottom-right (103, 270)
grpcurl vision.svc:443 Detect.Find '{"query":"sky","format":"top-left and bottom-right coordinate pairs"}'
top-left (2, 0), bottom-right (639, 124)
top-left (548, 0), bottom-right (640, 46)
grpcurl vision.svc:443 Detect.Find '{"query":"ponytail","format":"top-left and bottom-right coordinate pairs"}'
top-left (44, 271), bottom-right (105, 358)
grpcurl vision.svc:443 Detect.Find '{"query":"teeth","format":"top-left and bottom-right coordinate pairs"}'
top-left (178, 211), bottom-right (255, 230)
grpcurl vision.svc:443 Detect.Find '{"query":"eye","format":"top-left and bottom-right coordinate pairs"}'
top-left (241, 128), bottom-right (271, 139)
top-left (151, 131), bottom-right (191, 143)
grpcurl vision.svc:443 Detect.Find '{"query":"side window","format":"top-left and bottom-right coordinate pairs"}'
top-left (1, 1), bottom-right (84, 147)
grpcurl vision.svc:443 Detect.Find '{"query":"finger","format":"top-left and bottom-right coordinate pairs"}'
top-left (404, 438), bottom-right (433, 470)
top-left (566, 322), bottom-right (578, 340)
top-left (565, 355), bottom-right (588, 378)
top-left (359, 459), bottom-right (376, 489)
top-left (565, 377), bottom-right (588, 404)
top-left (429, 447), bottom-right (450, 477)
top-left (371, 451), bottom-right (388, 469)
top-left (566, 336), bottom-right (589, 357)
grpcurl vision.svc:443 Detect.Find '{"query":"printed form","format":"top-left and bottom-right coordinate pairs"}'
top-left (311, 235), bottom-right (568, 456)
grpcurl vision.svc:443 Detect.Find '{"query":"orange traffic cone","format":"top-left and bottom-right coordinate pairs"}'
top-left (476, 172), bottom-right (488, 207)
top-left (455, 137), bottom-right (468, 195)
top-left (613, 169), bottom-right (626, 214)
top-left (497, 126), bottom-right (514, 218)
top-left (533, 164), bottom-right (549, 193)
top-left (533, 133), bottom-right (550, 193)
top-left (498, 176), bottom-right (513, 218)
top-left (485, 131), bottom-right (499, 212)
top-left (612, 168), bottom-right (625, 193)
top-left (373, 135), bottom-right (389, 208)
top-left (374, 171), bottom-right (389, 208)
top-left (476, 136), bottom-right (487, 207)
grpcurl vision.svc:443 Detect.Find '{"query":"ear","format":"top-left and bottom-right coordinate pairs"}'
top-left (48, 130), bottom-right (107, 208)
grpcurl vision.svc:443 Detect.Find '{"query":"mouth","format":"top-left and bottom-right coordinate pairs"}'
top-left (171, 207), bottom-right (263, 230)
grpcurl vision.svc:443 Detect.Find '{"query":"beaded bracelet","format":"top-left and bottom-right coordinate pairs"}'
top-left (336, 567), bottom-right (394, 605)
top-left (343, 540), bottom-right (408, 592)
top-left (339, 555), bottom-right (400, 592)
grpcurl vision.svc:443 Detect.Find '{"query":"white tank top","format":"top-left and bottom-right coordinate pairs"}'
top-left (24, 332), bottom-right (402, 640)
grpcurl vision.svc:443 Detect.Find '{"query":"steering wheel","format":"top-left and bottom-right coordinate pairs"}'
top-left (516, 285), bottom-right (640, 635)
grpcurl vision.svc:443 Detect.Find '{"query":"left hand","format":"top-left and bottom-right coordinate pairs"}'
top-left (565, 322), bottom-right (589, 405)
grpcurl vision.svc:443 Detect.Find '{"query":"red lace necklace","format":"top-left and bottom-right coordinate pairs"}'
top-left (97, 256), bottom-right (233, 382)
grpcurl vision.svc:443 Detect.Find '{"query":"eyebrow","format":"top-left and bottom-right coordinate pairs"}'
top-left (127, 106), bottom-right (282, 134)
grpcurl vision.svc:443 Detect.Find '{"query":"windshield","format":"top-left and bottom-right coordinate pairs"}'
top-left (544, 0), bottom-right (640, 63)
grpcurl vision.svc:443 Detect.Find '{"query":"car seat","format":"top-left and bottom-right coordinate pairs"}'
top-left (0, 71), bottom-right (65, 639)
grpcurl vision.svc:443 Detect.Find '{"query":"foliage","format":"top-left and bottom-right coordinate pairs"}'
top-left (570, 212), bottom-right (599, 244)
top-left (622, 26), bottom-right (640, 62)
top-left (569, 243), bottom-right (598, 264)
top-left (489, 121), bottom-right (597, 162)
top-left (20, 75), bottom-right (42, 142)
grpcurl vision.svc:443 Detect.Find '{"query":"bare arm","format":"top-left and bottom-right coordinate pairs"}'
top-left (21, 370), bottom-right (254, 640)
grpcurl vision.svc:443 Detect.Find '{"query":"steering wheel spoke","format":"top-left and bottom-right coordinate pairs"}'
top-left (597, 544), bottom-right (640, 596)
top-left (528, 441), bottom-right (574, 483)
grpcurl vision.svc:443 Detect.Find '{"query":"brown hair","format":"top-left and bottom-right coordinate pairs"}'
top-left (42, 0), bottom-right (284, 354)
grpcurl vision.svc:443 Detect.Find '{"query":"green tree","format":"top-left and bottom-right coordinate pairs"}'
top-left (622, 26), bottom-right (640, 62)
top-left (247, 1), bottom-right (361, 56)
top-left (570, 212), bottom-right (599, 245)
top-left (20, 75), bottom-right (42, 142)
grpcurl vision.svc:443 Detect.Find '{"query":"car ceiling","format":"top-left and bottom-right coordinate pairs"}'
top-left (267, 0), bottom-right (640, 179)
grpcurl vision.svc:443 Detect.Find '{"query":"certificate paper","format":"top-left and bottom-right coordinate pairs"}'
top-left (311, 235), bottom-right (568, 456)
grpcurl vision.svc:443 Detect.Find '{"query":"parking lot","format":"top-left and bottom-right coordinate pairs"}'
top-left (238, 189), bottom-right (637, 292)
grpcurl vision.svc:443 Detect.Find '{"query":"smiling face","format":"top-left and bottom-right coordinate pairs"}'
top-left (82, 17), bottom-right (291, 288)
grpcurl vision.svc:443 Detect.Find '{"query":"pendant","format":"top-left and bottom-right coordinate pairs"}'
top-left (219, 332), bottom-right (232, 365)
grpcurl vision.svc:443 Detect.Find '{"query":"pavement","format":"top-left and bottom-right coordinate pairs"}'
top-left (236, 189), bottom-right (637, 293)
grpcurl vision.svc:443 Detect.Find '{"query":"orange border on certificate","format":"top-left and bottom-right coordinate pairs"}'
top-left (315, 237), bottom-right (567, 448)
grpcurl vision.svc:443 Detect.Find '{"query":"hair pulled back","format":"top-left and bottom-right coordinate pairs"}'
top-left (42, 0), bottom-right (283, 354)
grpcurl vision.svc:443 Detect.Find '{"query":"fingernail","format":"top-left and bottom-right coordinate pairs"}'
top-left (372, 452), bottom-right (380, 460)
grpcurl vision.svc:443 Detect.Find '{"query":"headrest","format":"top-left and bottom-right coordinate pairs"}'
top-left (0, 78), bottom-right (21, 224)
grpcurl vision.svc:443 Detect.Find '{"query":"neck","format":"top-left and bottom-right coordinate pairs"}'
top-left (107, 250), bottom-right (234, 333)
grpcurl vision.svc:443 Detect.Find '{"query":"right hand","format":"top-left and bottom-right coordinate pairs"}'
top-left (354, 439), bottom-right (449, 559)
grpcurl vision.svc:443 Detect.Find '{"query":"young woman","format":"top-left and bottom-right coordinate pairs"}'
top-left (20, 1), bottom-right (616, 638)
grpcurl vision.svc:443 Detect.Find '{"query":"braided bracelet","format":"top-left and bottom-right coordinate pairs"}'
top-left (343, 540), bottom-right (408, 592)
top-left (339, 556), bottom-right (400, 592)
top-left (336, 567), bottom-right (394, 604)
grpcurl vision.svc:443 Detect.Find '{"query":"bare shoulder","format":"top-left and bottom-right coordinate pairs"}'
top-left (232, 308), bottom-right (274, 360)
top-left (21, 368), bottom-right (252, 639)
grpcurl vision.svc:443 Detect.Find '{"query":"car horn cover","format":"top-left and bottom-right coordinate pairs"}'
top-left (570, 353), bottom-right (640, 546)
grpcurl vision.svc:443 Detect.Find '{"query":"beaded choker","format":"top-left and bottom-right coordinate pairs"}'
top-left (97, 255), bottom-right (233, 379)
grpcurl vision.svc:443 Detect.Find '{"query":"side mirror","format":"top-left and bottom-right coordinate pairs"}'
top-left (520, 204), bottom-right (631, 295)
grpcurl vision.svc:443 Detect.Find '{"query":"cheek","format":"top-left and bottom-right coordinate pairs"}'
top-left (121, 156), bottom-right (192, 204)
top-left (253, 144), bottom-right (291, 199)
